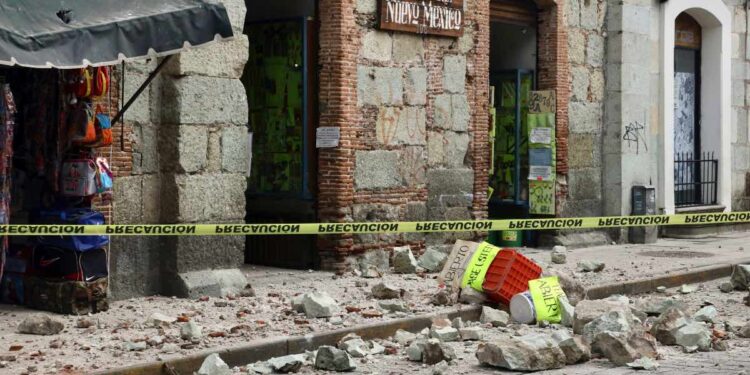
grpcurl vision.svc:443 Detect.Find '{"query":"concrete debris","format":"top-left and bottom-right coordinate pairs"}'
top-left (458, 287), bottom-right (487, 304)
top-left (337, 333), bottom-right (361, 347)
top-left (328, 316), bottom-right (343, 325)
top-left (180, 321), bottom-right (203, 340)
top-left (161, 343), bottom-right (180, 354)
top-left (591, 331), bottom-right (657, 366)
top-left (480, 306), bottom-right (510, 327)
top-left (431, 317), bottom-right (452, 328)
top-left (573, 299), bottom-right (629, 334)
top-left (551, 330), bottom-right (590, 365)
top-left (266, 355), bottom-right (305, 373)
top-left (627, 357), bottom-right (660, 371)
top-left (422, 339), bottom-right (456, 365)
top-left (475, 333), bottom-right (566, 371)
top-left (559, 295), bottom-right (575, 328)
top-left (340, 338), bottom-right (375, 358)
top-left (360, 265), bottom-right (382, 278)
top-left (302, 291), bottom-right (338, 318)
top-left (656, 286), bottom-right (667, 293)
top-left (691, 305), bottom-right (718, 323)
top-left (247, 362), bottom-right (274, 374)
top-left (392, 246), bottom-right (419, 273)
top-left (314, 346), bottom-right (356, 372)
top-left (418, 247), bottom-right (448, 272)
top-left (712, 340), bottom-right (729, 351)
top-left (291, 295), bottom-right (305, 313)
top-left (551, 246), bottom-right (567, 264)
top-left (673, 322), bottom-right (712, 351)
top-left (650, 308), bottom-right (690, 345)
top-left (196, 353), bottom-right (231, 375)
top-left (730, 264), bottom-right (750, 290)
top-left (582, 309), bottom-right (634, 344)
top-left (378, 300), bottom-right (409, 313)
top-left (124, 341), bottom-right (147, 351)
top-left (76, 317), bottom-right (96, 329)
top-left (719, 281), bottom-right (734, 293)
top-left (357, 249), bottom-right (389, 277)
top-left (145, 312), bottom-right (176, 327)
top-left (745, 291), bottom-right (750, 306)
top-left (679, 284), bottom-right (697, 294)
top-left (393, 329), bottom-right (417, 345)
top-left (146, 336), bottom-right (164, 346)
top-left (430, 290), bottom-right (452, 306)
top-left (430, 326), bottom-right (460, 342)
top-left (458, 327), bottom-right (484, 341)
top-left (239, 284), bottom-right (256, 297)
top-left (406, 340), bottom-right (425, 362)
top-left (371, 282), bottom-right (402, 299)
top-left (17, 314), bottom-right (64, 335)
top-left (576, 260), bottom-right (605, 273)
top-left (543, 270), bottom-right (586, 305)
top-left (451, 317), bottom-right (464, 329)
top-left (432, 360), bottom-right (449, 375)
top-left (637, 298), bottom-right (687, 316)
top-left (738, 323), bottom-right (750, 338)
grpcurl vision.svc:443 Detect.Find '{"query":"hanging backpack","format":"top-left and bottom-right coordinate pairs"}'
top-left (92, 105), bottom-right (112, 147)
top-left (68, 103), bottom-right (97, 146)
top-left (74, 68), bottom-right (93, 98)
top-left (92, 67), bottom-right (110, 98)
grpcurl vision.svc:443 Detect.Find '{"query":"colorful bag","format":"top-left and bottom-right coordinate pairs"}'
top-left (69, 103), bottom-right (97, 145)
top-left (92, 105), bottom-right (113, 147)
top-left (61, 159), bottom-right (98, 196)
top-left (74, 68), bottom-right (93, 98)
top-left (24, 276), bottom-right (109, 315)
top-left (95, 157), bottom-right (113, 193)
top-left (32, 208), bottom-right (109, 252)
top-left (92, 67), bottom-right (110, 98)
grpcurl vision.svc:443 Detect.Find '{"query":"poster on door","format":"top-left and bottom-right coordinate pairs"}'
top-left (528, 91), bottom-right (556, 215)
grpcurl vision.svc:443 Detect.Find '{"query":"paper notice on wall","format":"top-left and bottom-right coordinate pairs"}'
top-left (529, 148), bottom-right (552, 166)
top-left (316, 127), bottom-right (340, 148)
top-left (528, 166), bottom-right (553, 181)
top-left (529, 180), bottom-right (555, 215)
top-left (530, 127), bottom-right (552, 144)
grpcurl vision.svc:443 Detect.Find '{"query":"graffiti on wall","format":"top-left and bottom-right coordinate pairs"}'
top-left (622, 120), bottom-right (648, 155)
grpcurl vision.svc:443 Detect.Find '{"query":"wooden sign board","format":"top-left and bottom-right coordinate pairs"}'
top-left (378, 0), bottom-right (464, 38)
top-left (528, 90), bottom-right (556, 114)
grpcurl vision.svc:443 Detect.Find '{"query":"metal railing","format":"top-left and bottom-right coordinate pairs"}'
top-left (674, 151), bottom-right (718, 207)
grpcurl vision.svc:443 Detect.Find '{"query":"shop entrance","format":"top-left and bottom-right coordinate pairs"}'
top-left (487, 0), bottom-right (538, 246)
top-left (242, 1), bottom-right (319, 269)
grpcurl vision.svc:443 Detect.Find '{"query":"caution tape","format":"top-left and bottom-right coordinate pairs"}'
top-left (0, 211), bottom-right (749, 236)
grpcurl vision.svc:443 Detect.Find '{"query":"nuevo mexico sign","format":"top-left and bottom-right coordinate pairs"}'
top-left (379, 0), bottom-right (464, 37)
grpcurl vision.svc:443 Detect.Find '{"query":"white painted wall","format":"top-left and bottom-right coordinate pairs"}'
top-left (660, 0), bottom-right (732, 213)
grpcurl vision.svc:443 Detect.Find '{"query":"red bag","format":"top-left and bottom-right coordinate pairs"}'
top-left (69, 103), bottom-right (97, 145)
top-left (74, 68), bottom-right (93, 98)
top-left (92, 67), bottom-right (109, 98)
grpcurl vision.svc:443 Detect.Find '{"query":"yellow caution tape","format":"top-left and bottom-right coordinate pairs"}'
top-left (528, 276), bottom-right (566, 323)
top-left (0, 211), bottom-right (749, 236)
top-left (460, 242), bottom-right (501, 291)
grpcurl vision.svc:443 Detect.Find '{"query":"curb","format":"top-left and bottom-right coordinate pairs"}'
top-left (94, 305), bottom-right (482, 375)
top-left (585, 259), bottom-right (750, 300)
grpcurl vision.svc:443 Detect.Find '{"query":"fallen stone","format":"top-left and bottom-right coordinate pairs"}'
top-left (291, 295), bottom-right (305, 313)
top-left (392, 246), bottom-right (419, 273)
top-left (196, 353), bottom-right (230, 375)
top-left (480, 306), bottom-right (510, 327)
top-left (406, 340), bottom-right (425, 362)
top-left (559, 295), bottom-right (575, 328)
top-left (371, 282), bottom-right (401, 299)
top-left (146, 312), bottom-right (176, 327)
top-left (239, 284), bottom-right (256, 297)
top-left (76, 317), bottom-right (95, 329)
top-left (730, 264), bottom-right (750, 290)
top-left (302, 291), bottom-right (338, 318)
top-left (551, 246), bottom-right (567, 264)
top-left (161, 343), bottom-right (180, 354)
top-left (314, 346), bottom-right (356, 372)
top-left (337, 333), bottom-right (361, 347)
top-left (393, 329), bottom-right (417, 345)
top-left (458, 287), bottom-right (487, 304)
top-left (247, 362), bottom-right (273, 374)
top-left (712, 340), bottom-right (729, 351)
top-left (737, 323), bottom-right (750, 338)
top-left (328, 316), bottom-right (343, 325)
top-left (49, 339), bottom-right (64, 349)
top-left (451, 317), bottom-right (464, 329)
top-left (475, 333), bottom-right (566, 371)
top-left (17, 314), bottom-right (64, 335)
top-left (692, 305), bottom-right (718, 323)
top-left (582, 309), bottom-right (634, 344)
top-left (180, 321), bottom-right (203, 340)
top-left (432, 360), bottom-right (449, 375)
top-left (637, 298), bottom-right (687, 316)
top-left (656, 286), bottom-right (667, 293)
top-left (577, 260), bottom-right (605, 273)
top-left (543, 270), bottom-right (586, 305)
top-left (430, 290), bottom-right (452, 306)
top-left (418, 247), bottom-right (448, 272)
top-left (679, 284), bottom-right (697, 294)
top-left (719, 281), bottom-right (734, 293)
top-left (674, 322), bottom-right (712, 351)
top-left (459, 327), bottom-right (483, 341)
top-left (378, 300), bottom-right (409, 313)
top-left (573, 299), bottom-right (629, 334)
top-left (627, 357), bottom-right (659, 371)
top-left (360, 265), bottom-right (381, 278)
top-left (124, 341), bottom-right (147, 351)
top-left (267, 355), bottom-right (305, 373)
top-left (649, 307), bottom-right (690, 345)
top-left (431, 317), bottom-right (452, 328)
top-left (551, 330), bottom-right (590, 365)
top-left (146, 336), bottom-right (164, 346)
top-left (422, 339), bottom-right (455, 365)
top-left (591, 331), bottom-right (656, 366)
top-left (339, 338), bottom-right (370, 357)
top-left (430, 326), bottom-right (460, 342)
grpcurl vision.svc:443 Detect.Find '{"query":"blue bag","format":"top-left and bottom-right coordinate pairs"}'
top-left (33, 208), bottom-right (109, 252)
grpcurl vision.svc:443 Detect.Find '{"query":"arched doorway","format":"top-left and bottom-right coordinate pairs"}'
top-left (660, 1), bottom-right (731, 214)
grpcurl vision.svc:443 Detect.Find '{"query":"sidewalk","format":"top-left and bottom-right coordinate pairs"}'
top-left (0, 233), bottom-right (748, 374)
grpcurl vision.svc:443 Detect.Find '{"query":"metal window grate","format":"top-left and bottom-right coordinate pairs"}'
top-left (674, 151), bottom-right (718, 207)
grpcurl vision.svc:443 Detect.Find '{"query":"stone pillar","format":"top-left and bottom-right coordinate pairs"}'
top-left (157, 0), bottom-right (250, 297)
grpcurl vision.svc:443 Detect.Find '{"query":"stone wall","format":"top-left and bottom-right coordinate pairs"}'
top-left (108, 0), bottom-right (250, 298)
top-left (316, 0), bottom-right (489, 271)
top-left (728, 0), bottom-right (750, 210)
